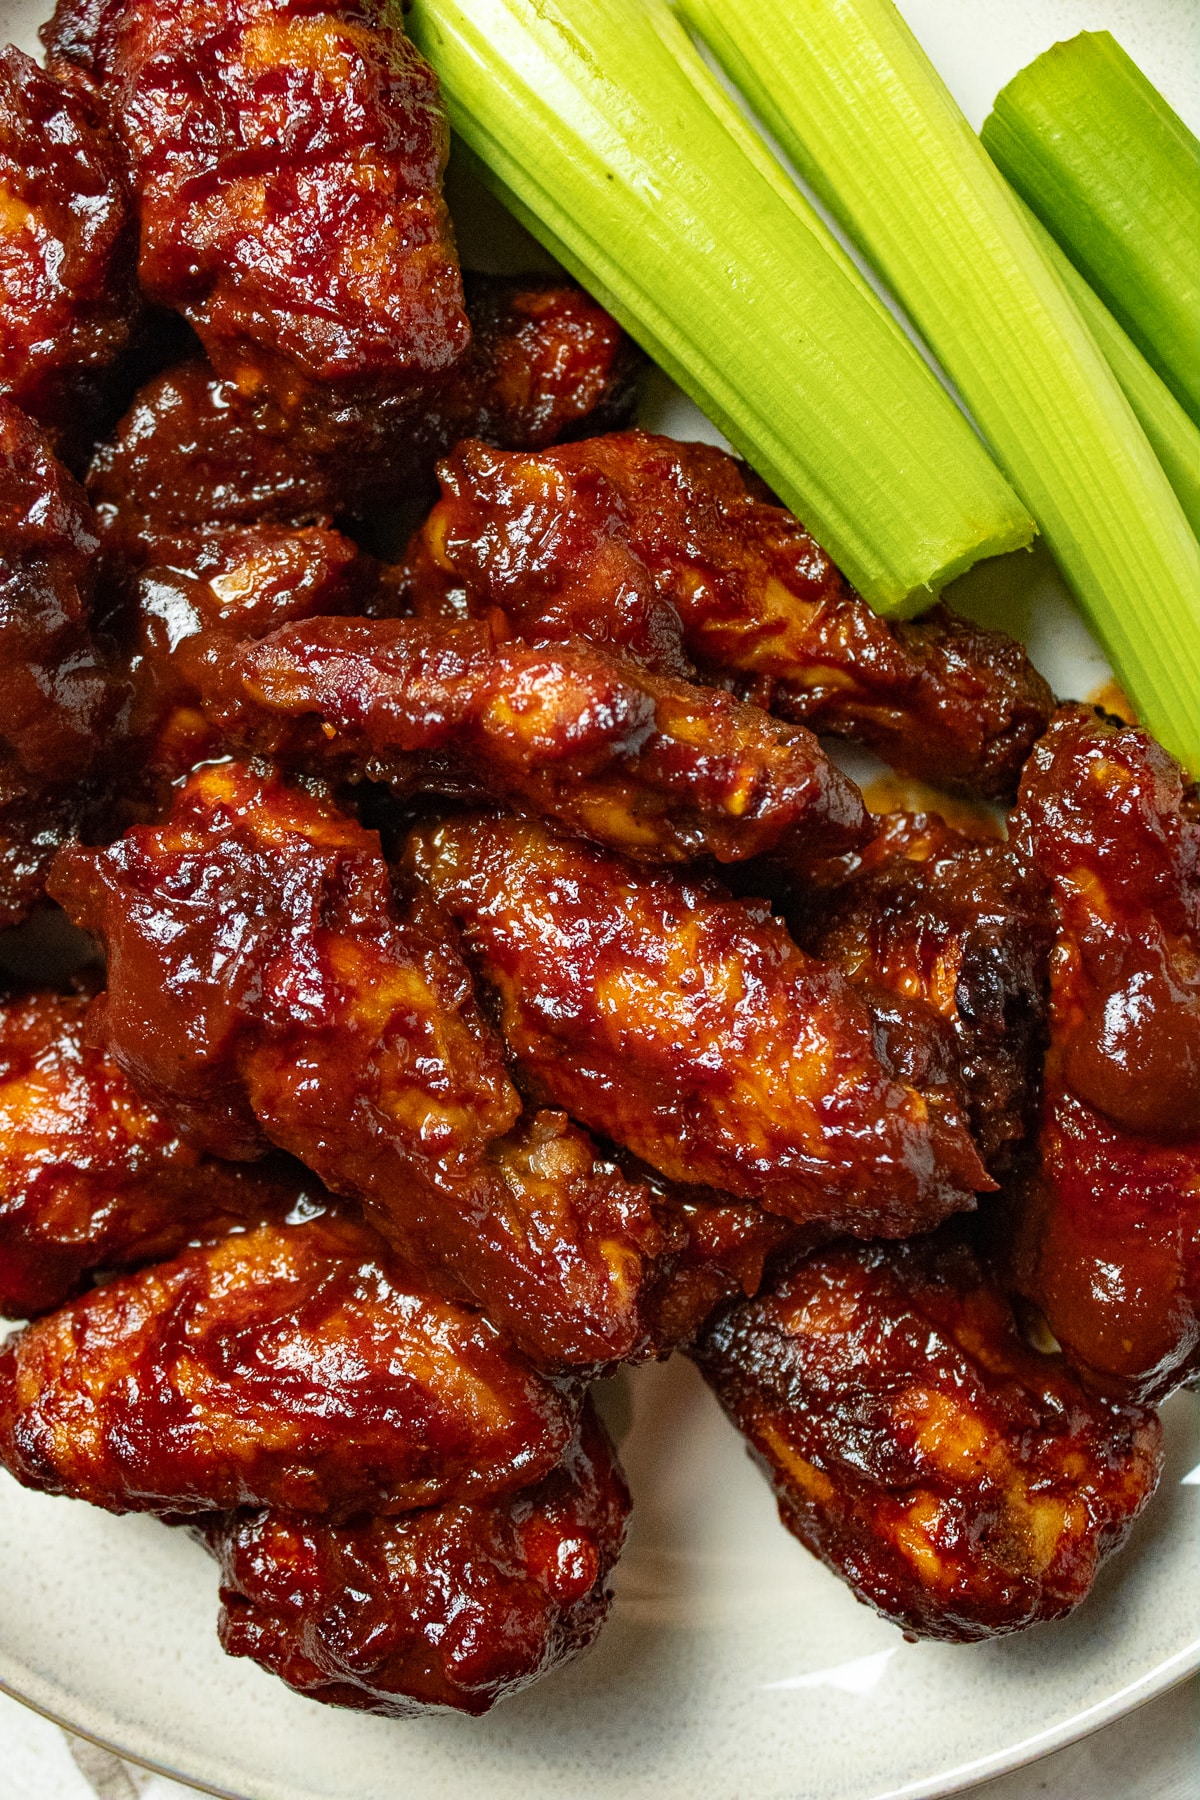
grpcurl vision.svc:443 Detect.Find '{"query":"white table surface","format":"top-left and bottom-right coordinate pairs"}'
top-left (2, 1676), bottom-right (1196, 1800)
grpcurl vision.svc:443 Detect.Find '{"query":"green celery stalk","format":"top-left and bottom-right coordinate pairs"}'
top-left (680, 0), bottom-right (1200, 774)
top-left (982, 32), bottom-right (1200, 428)
top-left (1016, 201), bottom-right (1200, 539)
top-left (406, 0), bottom-right (1033, 618)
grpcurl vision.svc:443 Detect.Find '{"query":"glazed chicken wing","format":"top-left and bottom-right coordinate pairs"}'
top-left (0, 401), bottom-right (119, 926)
top-left (627, 1176), bottom-right (801, 1359)
top-left (0, 1208), bottom-right (579, 1517)
top-left (221, 614), bottom-right (871, 875)
top-left (104, 521), bottom-right (381, 804)
top-left (1001, 706), bottom-right (1200, 1404)
top-left (53, 760), bottom-right (518, 1161)
top-left (406, 433), bottom-right (1055, 800)
top-left (203, 1402), bottom-right (629, 1717)
top-left (50, 761), bottom-right (680, 1370)
top-left (407, 813), bottom-right (990, 1234)
top-left (692, 1231), bottom-right (1162, 1641)
top-left (796, 812), bottom-right (1053, 1174)
top-left (0, 988), bottom-right (303, 1319)
top-left (86, 278), bottom-right (643, 540)
top-left (0, 45), bottom-right (139, 467)
top-left (43, 0), bottom-right (468, 396)
top-left (445, 276), bottom-right (643, 458)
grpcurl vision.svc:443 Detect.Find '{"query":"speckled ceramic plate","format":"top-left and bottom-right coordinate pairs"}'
top-left (1, 2), bottom-right (1198, 1797)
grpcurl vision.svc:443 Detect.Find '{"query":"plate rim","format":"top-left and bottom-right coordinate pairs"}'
top-left (3, 1632), bottom-right (1199, 1800)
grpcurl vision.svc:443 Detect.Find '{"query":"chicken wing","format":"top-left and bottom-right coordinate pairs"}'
top-left (406, 433), bottom-right (1055, 800)
top-left (795, 812), bottom-right (1053, 1174)
top-left (0, 988), bottom-right (302, 1319)
top-left (0, 45), bottom-right (139, 468)
top-left (407, 813), bottom-right (990, 1233)
top-left (50, 761), bottom-right (681, 1370)
top-left (43, 0), bottom-right (468, 396)
top-left (203, 1401), bottom-right (629, 1716)
top-left (0, 1208), bottom-right (580, 1517)
top-left (450, 275), bottom-right (643, 455)
top-left (628, 1174), bottom-right (800, 1359)
top-left (105, 522), bottom-right (380, 804)
top-left (220, 614), bottom-right (871, 875)
top-left (1001, 707), bottom-right (1200, 1403)
top-left (0, 401), bottom-right (118, 926)
top-left (86, 278), bottom-right (643, 541)
top-left (692, 1230), bottom-right (1162, 1641)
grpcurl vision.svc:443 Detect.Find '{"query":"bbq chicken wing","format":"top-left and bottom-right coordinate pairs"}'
top-left (203, 1401), bottom-right (629, 1717)
top-left (406, 433), bottom-right (1055, 800)
top-left (447, 1122), bottom-right (796, 1367)
top-left (104, 521), bottom-right (380, 805)
top-left (50, 761), bottom-right (681, 1371)
top-left (407, 813), bottom-right (990, 1234)
top-left (43, 0), bottom-right (468, 397)
top-left (86, 278), bottom-right (643, 540)
top-left (692, 1231), bottom-right (1162, 1642)
top-left (0, 1208), bottom-right (579, 1518)
top-left (221, 614), bottom-right (871, 875)
top-left (0, 988), bottom-right (303, 1319)
top-left (0, 401), bottom-right (119, 926)
top-left (449, 275), bottom-right (643, 456)
top-left (0, 45), bottom-right (139, 468)
top-left (54, 760), bottom-right (518, 1162)
top-left (796, 812), bottom-right (1053, 1175)
top-left (1001, 706), bottom-right (1200, 1404)
top-left (626, 1176), bottom-right (800, 1360)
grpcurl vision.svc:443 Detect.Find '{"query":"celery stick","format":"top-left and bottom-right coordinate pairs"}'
top-left (680, 0), bottom-right (1200, 774)
top-left (982, 32), bottom-right (1200, 428)
top-left (407, 0), bottom-right (1033, 618)
top-left (1017, 202), bottom-right (1200, 539)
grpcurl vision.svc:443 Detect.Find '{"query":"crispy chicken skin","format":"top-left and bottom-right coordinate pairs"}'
top-left (796, 812), bottom-right (1053, 1175)
top-left (223, 614), bottom-right (872, 874)
top-left (692, 1232), bottom-right (1162, 1642)
top-left (407, 813), bottom-right (990, 1233)
top-left (0, 989), bottom-right (304, 1320)
top-left (0, 45), bottom-right (139, 467)
top-left (0, 1209), bottom-right (580, 1518)
top-left (0, 401), bottom-right (118, 926)
top-left (43, 0), bottom-right (468, 395)
top-left (50, 762), bottom-right (680, 1371)
top-left (406, 433), bottom-right (1055, 800)
top-left (203, 1403), bottom-right (629, 1716)
top-left (86, 278), bottom-right (643, 538)
top-left (1002, 707), bottom-right (1200, 1404)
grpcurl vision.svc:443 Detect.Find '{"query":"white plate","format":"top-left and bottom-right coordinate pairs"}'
top-left (1, 2), bottom-right (1198, 1797)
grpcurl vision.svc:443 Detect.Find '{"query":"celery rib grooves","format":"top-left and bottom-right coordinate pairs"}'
top-left (681, 0), bottom-right (1200, 773)
top-left (982, 32), bottom-right (1200, 430)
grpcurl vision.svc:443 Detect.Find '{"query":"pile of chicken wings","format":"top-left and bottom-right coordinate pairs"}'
top-left (0, 0), bottom-right (1196, 1720)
